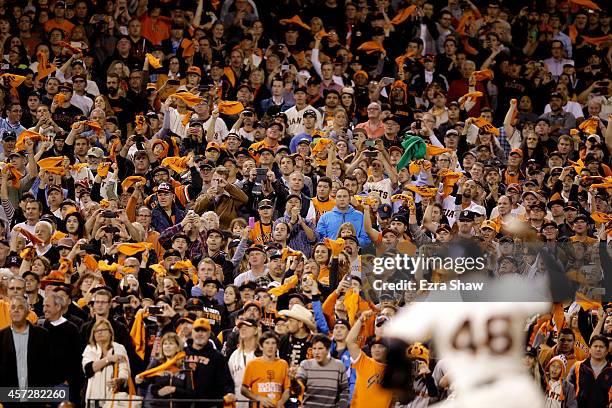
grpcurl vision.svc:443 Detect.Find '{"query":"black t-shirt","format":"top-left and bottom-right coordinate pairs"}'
top-left (52, 104), bottom-right (85, 131)
top-left (107, 96), bottom-right (135, 131)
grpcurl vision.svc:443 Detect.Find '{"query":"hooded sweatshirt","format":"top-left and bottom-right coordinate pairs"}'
top-left (316, 205), bottom-right (371, 246)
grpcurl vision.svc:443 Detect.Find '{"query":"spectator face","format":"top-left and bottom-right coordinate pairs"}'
top-left (7, 278), bottom-right (25, 297)
top-left (243, 305), bottom-right (260, 319)
top-left (273, 223), bottom-right (289, 241)
top-left (590, 339), bottom-right (608, 360)
top-left (261, 337), bottom-right (278, 357)
top-left (248, 250), bottom-right (266, 266)
top-left (93, 294), bottom-right (111, 317)
top-left (43, 295), bottom-right (62, 320)
top-left (557, 333), bottom-right (574, 353)
top-left (572, 218), bottom-right (587, 234)
top-left (335, 189), bottom-right (350, 209)
top-left (25, 201), bottom-right (41, 222)
top-left (24, 274), bottom-right (39, 293)
top-left (333, 324), bottom-right (348, 341)
top-left (312, 341), bottom-right (330, 363)
top-left (206, 232), bottom-right (223, 251)
top-left (192, 325), bottom-right (210, 347)
top-left (370, 344), bottom-right (387, 362)
top-left (550, 41), bottom-right (564, 59)
top-left (325, 93), bottom-right (339, 108)
top-left (157, 190), bottom-right (174, 208)
top-left (322, 63), bottom-right (333, 80)
top-left (549, 96), bottom-right (563, 111)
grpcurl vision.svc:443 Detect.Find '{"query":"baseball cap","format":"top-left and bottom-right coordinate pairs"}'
top-left (509, 148), bottom-right (523, 157)
top-left (193, 318), bottom-right (211, 331)
top-left (258, 199), bottom-right (274, 210)
top-left (156, 182), bottom-right (173, 193)
top-left (458, 210), bottom-right (475, 221)
top-left (303, 109), bottom-right (317, 118)
top-left (87, 147), bottom-right (104, 158)
top-left (377, 203), bottom-right (393, 219)
top-left (186, 66), bottom-right (202, 76)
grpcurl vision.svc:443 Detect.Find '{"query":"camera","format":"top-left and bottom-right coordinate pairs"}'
top-left (102, 210), bottom-right (116, 219)
top-left (255, 167), bottom-right (268, 183)
top-left (148, 306), bottom-right (164, 315)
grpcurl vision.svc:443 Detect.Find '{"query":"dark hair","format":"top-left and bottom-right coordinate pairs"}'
top-left (317, 176), bottom-right (333, 188)
top-left (558, 328), bottom-right (575, 339)
top-left (312, 334), bottom-right (332, 349)
top-left (259, 330), bottom-right (279, 346)
top-left (589, 334), bottom-right (609, 348)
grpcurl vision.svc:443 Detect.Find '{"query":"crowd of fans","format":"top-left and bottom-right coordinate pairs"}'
top-left (0, 0), bottom-right (610, 406)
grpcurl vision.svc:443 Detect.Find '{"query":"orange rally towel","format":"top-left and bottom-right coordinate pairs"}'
top-left (471, 117), bottom-right (500, 136)
top-left (581, 34), bottom-right (611, 47)
top-left (97, 162), bottom-right (111, 178)
top-left (161, 156), bottom-right (190, 174)
top-left (218, 101), bottom-right (244, 115)
top-left (591, 212), bottom-right (612, 224)
top-left (569, 0), bottom-right (600, 10)
top-left (15, 130), bottom-right (45, 151)
top-left (4, 163), bottom-right (24, 188)
top-left (130, 310), bottom-right (149, 359)
top-left (146, 53), bottom-right (162, 68)
top-left (0, 74), bottom-right (27, 88)
top-left (36, 52), bottom-right (56, 81)
top-left (390, 5), bottom-right (417, 25)
top-left (121, 176), bottom-right (146, 192)
top-left (181, 39), bottom-right (195, 58)
top-left (391, 194), bottom-right (414, 203)
top-left (405, 184), bottom-right (438, 198)
top-left (458, 91), bottom-right (483, 109)
top-left (439, 169), bottom-right (462, 197)
top-left (426, 144), bottom-right (452, 156)
top-left (578, 116), bottom-right (599, 134)
top-left (279, 15), bottom-right (311, 31)
top-left (136, 351), bottom-right (186, 379)
top-left (14, 226), bottom-right (43, 245)
top-left (472, 70), bottom-right (494, 81)
top-left (58, 41), bottom-right (82, 54)
top-left (343, 288), bottom-right (359, 326)
top-left (311, 138), bottom-right (333, 156)
top-left (171, 92), bottom-right (204, 107)
top-left (357, 41), bottom-right (386, 55)
top-left (117, 242), bottom-right (153, 256)
top-left (324, 237), bottom-right (345, 256)
top-left (268, 275), bottom-right (299, 297)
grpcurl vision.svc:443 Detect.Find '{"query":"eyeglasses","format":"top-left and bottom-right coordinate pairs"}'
top-left (94, 328), bottom-right (110, 334)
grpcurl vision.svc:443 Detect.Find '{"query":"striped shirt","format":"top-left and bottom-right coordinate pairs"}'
top-left (297, 357), bottom-right (349, 408)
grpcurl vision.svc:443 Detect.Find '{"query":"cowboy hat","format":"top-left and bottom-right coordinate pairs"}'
top-left (279, 304), bottom-right (316, 331)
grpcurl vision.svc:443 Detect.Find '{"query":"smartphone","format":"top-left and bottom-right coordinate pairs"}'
top-left (380, 76), bottom-right (394, 86)
top-left (281, 64), bottom-right (289, 71)
top-left (243, 110), bottom-right (254, 117)
top-left (248, 217), bottom-right (255, 228)
top-left (365, 140), bottom-right (376, 148)
top-left (255, 167), bottom-right (268, 183)
top-left (148, 306), bottom-right (164, 315)
top-left (116, 296), bottom-right (131, 304)
top-left (70, 41), bottom-right (82, 49)
top-left (167, 79), bottom-right (180, 86)
top-left (414, 120), bottom-right (422, 130)
top-left (133, 135), bottom-right (145, 143)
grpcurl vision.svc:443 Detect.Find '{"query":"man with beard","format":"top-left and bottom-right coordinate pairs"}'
top-left (185, 318), bottom-right (236, 407)
top-left (255, 250), bottom-right (286, 287)
top-left (539, 92), bottom-right (576, 136)
top-left (105, 72), bottom-right (134, 130)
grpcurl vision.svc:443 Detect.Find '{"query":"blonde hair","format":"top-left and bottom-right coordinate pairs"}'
top-left (89, 318), bottom-right (114, 346)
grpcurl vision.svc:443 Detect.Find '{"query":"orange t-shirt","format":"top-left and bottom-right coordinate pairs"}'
top-left (311, 197), bottom-right (336, 223)
top-left (242, 357), bottom-right (290, 404)
top-left (249, 221), bottom-right (273, 245)
top-left (350, 351), bottom-right (392, 408)
top-left (140, 15), bottom-right (171, 45)
top-left (44, 19), bottom-right (75, 35)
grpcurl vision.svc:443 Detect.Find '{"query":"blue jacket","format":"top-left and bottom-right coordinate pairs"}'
top-left (316, 205), bottom-right (370, 246)
top-left (151, 204), bottom-right (186, 233)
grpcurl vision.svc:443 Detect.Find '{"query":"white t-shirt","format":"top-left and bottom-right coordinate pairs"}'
top-left (543, 101), bottom-right (584, 120)
top-left (284, 104), bottom-right (323, 136)
top-left (228, 348), bottom-right (257, 408)
top-left (363, 178), bottom-right (393, 204)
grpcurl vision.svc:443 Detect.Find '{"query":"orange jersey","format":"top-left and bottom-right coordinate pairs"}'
top-left (242, 357), bottom-right (290, 404)
top-left (350, 351), bottom-right (392, 408)
top-left (249, 221), bottom-right (274, 245)
top-left (311, 197), bottom-right (336, 223)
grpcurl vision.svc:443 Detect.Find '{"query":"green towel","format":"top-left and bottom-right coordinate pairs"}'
top-left (396, 135), bottom-right (427, 171)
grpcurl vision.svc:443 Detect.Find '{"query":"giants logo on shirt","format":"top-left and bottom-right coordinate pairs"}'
top-left (257, 382), bottom-right (282, 393)
top-left (367, 373), bottom-right (383, 388)
top-left (185, 355), bottom-right (210, 365)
